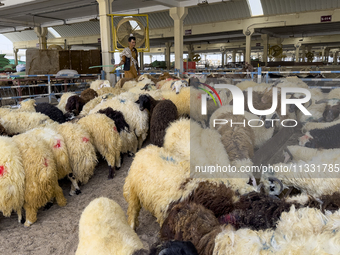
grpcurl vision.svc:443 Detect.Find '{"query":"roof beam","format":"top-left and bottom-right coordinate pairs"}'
top-left (152, 0), bottom-right (180, 8)
top-left (0, 17), bottom-right (39, 27)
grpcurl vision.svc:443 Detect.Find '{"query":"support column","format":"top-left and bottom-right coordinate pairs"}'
top-left (169, 7), bottom-right (188, 72)
top-left (34, 27), bottom-right (48, 50)
top-left (261, 34), bottom-right (269, 66)
top-left (333, 51), bottom-right (338, 64)
top-left (301, 45), bottom-right (306, 62)
top-left (324, 47), bottom-right (330, 63)
top-left (243, 28), bottom-right (254, 64)
top-left (232, 49), bottom-right (236, 62)
top-left (97, 0), bottom-right (113, 81)
top-left (220, 47), bottom-right (226, 67)
top-left (139, 52), bottom-right (144, 71)
top-left (14, 48), bottom-right (19, 66)
top-left (165, 42), bottom-right (172, 69)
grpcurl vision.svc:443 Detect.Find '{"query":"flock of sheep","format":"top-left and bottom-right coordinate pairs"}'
top-left (0, 71), bottom-right (340, 254)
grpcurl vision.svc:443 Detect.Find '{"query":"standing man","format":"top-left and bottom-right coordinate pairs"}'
top-left (115, 34), bottom-right (140, 78)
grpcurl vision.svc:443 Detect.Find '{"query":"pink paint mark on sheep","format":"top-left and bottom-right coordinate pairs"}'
top-left (0, 166), bottom-right (4, 177)
top-left (44, 158), bottom-right (48, 167)
top-left (82, 137), bottom-right (89, 143)
top-left (54, 139), bottom-right (61, 148)
top-left (113, 126), bottom-right (117, 132)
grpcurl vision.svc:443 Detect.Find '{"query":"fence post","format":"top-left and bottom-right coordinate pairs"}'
top-left (48, 75), bottom-right (51, 104)
top-left (101, 70), bottom-right (105, 80)
top-left (257, 67), bottom-right (262, 83)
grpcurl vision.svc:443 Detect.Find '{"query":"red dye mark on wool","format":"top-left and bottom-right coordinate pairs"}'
top-left (44, 158), bottom-right (48, 167)
top-left (197, 94), bottom-right (201, 99)
top-left (113, 126), bottom-right (117, 132)
top-left (82, 137), bottom-right (89, 143)
top-left (54, 139), bottom-right (61, 148)
top-left (0, 166), bottom-right (5, 177)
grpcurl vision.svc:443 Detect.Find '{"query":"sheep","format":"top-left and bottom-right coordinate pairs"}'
top-left (0, 136), bottom-right (25, 223)
top-left (114, 77), bottom-right (136, 89)
top-left (76, 197), bottom-right (198, 255)
top-left (80, 93), bottom-right (116, 116)
top-left (89, 93), bottom-right (149, 149)
top-left (136, 94), bottom-right (178, 147)
top-left (159, 79), bottom-right (181, 91)
top-left (57, 92), bottom-right (76, 114)
top-left (313, 88), bottom-right (340, 122)
top-left (35, 102), bottom-right (67, 124)
top-left (77, 114), bottom-right (122, 179)
top-left (209, 105), bottom-right (274, 149)
top-left (90, 79), bottom-right (111, 91)
top-left (65, 95), bottom-right (86, 116)
top-left (161, 87), bottom-right (190, 117)
top-left (19, 99), bottom-right (36, 112)
top-left (299, 123), bottom-right (340, 149)
top-left (13, 133), bottom-right (67, 226)
top-left (76, 197), bottom-right (146, 255)
top-left (160, 201), bottom-right (222, 255)
top-left (236, 81), bottom-right (271, 91)
top-left (212, 111), bottom-right (255, 165)
top-left (164, 119), bottom-right (256, 193)
top-left (96, 86), bottom-right (125, 97)
top-left (123, 144), bottom-right (253, 230)
top-left (97, 107), bottom-right (138, 158)
top-left (51, 122), bottom-right (97, 186)
top-left (24, 127), bottom-right (80, 196)
top-left (80, 88), bottom-right (98, 103)
top-left (0, 111), bottom-right (55, 135)
top-left (302, 118), bottom-right (340, 133)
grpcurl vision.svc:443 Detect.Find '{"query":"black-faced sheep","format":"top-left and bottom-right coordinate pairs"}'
top-left (149, 240), bottom-right (198, 255)
top-left (136, 94), bottom-right (178, 147)
top-left (80, 88), bottom-right (98, 103)
top-left (35, 102), bottom-right (67, 124)
top-left (299, 123), bottom-right (340, 149)
top-left (65, 95), bottom-right (86, 116)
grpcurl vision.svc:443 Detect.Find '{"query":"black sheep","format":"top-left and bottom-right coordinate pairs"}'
top-left (136, 95), bottom-right (178, 147)
top-left (65, 95), bottom-right (86, 116)
top-left (303, 123), bottom-right (340, 149)
top-left (35, 102), bottom-right (66, 124)
top-left (149, 240), bottom-right (199, 255)
top-left (97, 107), bottom-right (130, 133)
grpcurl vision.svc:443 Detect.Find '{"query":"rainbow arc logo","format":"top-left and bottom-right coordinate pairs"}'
top-left (198, 82), bottom-right (223, 106)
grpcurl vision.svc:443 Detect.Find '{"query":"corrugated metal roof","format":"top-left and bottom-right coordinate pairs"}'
top-left (52, 21), bottom-right (100, 38)
top-left (261, 0), bottom-right (340, 16)
top-left (4, 30), bottom-right (54, 42)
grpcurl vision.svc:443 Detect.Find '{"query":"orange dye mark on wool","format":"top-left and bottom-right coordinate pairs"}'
top-left (82, 137), bottom-right (89, 143)
top-left (54, 139), bottom-right (61, 148)
top-left (0, 166), bottom-right (4, 176)
top-left (44, 158), bottom-right (48, 167)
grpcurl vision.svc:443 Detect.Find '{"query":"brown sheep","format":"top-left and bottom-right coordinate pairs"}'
top-left (65, 95), bottom-right (86, 116)
top-left (214, 112), bottom-right (255, 163)
top-left (80, 88), bottom-right (98, 104)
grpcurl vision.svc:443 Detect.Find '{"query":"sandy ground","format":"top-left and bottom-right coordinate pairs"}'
top-left (0, 149), bottom-right (160, 255)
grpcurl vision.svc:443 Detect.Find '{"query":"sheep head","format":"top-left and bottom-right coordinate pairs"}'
top-left (298, 132), bottom-right (313, 147)
top-left (322, 101), bottom-right (340, 122)
top-left (135, 94), bottom-right (151, 111)
top-left (171, 80), bottom-right (188, 94)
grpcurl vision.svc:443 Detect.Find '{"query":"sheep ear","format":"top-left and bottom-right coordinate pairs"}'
top-left (135, 99), bottom-right (140, 104)
top-left (170, 81), bottom-right (176, 88)
top-left (172, 86), bottom-right (175, 91)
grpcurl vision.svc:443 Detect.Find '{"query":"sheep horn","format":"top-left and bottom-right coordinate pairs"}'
top-left (170, 81), bottom-right (177, 88)
top-left (268, 177), bottom-right (284, 195)
top-left (182, 80), bottom-right (189, 86)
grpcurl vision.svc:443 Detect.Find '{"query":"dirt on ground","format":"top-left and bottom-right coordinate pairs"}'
top-left (0, 149), bottom-right (160, 255)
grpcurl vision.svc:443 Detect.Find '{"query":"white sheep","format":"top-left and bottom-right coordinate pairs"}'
top-left (24, 127), bottom-right (80, 195)
top-left (79, 93), bottom-right (116, 116)
top-left (13, 133), bottom-right (67, 227)
top-left (0, 111), bottom-right (56, 135)
top-left (89, 94), bottom-right (149, 149)
top-left (78, 114), bottom-right (122, 179)
top-left (0, 136), bottom-right (25, 223)
top-left (162, 87), bottom-right (190, 117)
top-left (76, 197), bottom-right (145, 255)
top-left (90, 79), bottom-right (111, 91)
top-left (96, 86), bottom-right (125, 97)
